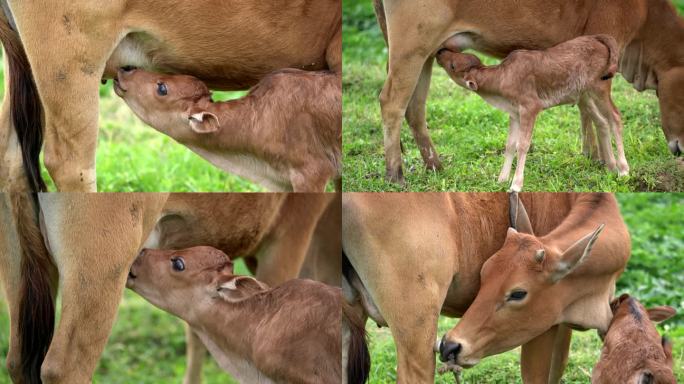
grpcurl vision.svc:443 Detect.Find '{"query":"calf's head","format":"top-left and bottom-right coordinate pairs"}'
top-left (126, 246), bottom-right (267, 319)
top-left (114, 68), bottom-right (221, 140)
top-left (435, 50), bottom-right (483, 91)
top-left (592, 294), bottom-right (676, 384)
top-left (658, 67), bottom-right (684, 157)
top-left (439, 196), bottom-right (606, 367)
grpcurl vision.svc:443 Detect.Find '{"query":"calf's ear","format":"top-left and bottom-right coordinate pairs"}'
top-left (548, 224), bottom-right (604, 283)
top-left (646, 306), bottom-right (676, 322)
top-left (465, 79), bottom-right (478, 91)
top-left (187, 109), bottom-right (221, 133)
top-left (216, 276), bottom-right (268, 302)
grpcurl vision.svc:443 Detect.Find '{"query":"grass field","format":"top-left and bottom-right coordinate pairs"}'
top-left (0, 59), bottom-right (263, 192)
top-left (342, 0), bottom-right (684, 192)
top-left (364, 193), bottom-right (684, 383)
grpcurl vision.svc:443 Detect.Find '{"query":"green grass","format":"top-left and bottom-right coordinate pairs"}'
top-left (342, 0), bottom-right (684, 192)
top-left (364, 193), bottom-right (684, 383)
top-left (0, 259), bottom-right (252, 383)
top-left (0, 58), bottom-right (264, 192)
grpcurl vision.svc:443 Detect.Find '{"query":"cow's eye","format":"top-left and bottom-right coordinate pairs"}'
top-left (171, 257), bottom-right (185, 271)
top-left (157, 82), bottom-right (168, 96)
top-left (508, 290), bottom-right (527, 301)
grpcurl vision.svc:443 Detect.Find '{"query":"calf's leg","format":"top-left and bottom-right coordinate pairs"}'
top-left (509, 108), bottom-right (539, 192)
top-left (579, 105), bottom-right (600, 161)
top-left (594, 88), bottom-right (629, 176)
top-left (498, 114), bottom-right (520, 183)
top-left (583, 97), bottom-right (618, 172)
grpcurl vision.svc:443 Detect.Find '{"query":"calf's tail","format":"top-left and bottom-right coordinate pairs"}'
top-left (0, 13), bottom-right (47, 192)
top-left (593, 34), bottom-right (619, 81)
top-left (343, 302), bottom-right (370, 384)
top-left (12, 193), bottom-right (56, 384)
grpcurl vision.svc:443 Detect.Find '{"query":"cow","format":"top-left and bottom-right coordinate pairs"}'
top-left (128, 246), bottom-right (369, 384)
top-left (342, 192), bottom-right (630, 383)
top-left (0, 0), bottom-right (341, 192)
top-left (592, 294), bottom-right (676, 384)
top-left (0, 192), bottom-right (340, 384)
top-left (371, 0), bottom-right (684, 185)
top-left (114, 68), bottom-right (342, 192)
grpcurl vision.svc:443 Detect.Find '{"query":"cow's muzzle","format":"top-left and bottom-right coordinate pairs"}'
top-left (668, 140), bottom-right (682, 157)
top-left (439, 337), bottom-right (462, 363)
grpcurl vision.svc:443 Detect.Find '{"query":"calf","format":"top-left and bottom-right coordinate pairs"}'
top-left (114, 68), bottom-right (341, 192)
top-left (592, 294), bottom-right (676, 384)
top-left (436, 35), bottom-right (629, 191)
top-left (127, 246), bottom-right (369, 384)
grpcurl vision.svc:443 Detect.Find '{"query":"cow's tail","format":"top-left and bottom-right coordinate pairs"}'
top-left (0, 13), bottom-right (46, 192)
top-left (12, 193), bottom-right (55, 384)
top-left (343, 302), bottom-right (370, 384)
top-left (594, 34), bottom-right (619, 81)
top-left (372, 0), bottom-right (388, 45)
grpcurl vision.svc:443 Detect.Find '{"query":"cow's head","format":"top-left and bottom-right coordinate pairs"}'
top-left (592, 294), bottom-right (676, 383)
top-left (127, 246), bottom-right (267, 320)
top-left (438, 195), bottom-right (606, 367)
top-left (114, 68), bottom-right (220, 141)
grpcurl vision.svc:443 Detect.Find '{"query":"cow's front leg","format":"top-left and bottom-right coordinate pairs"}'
top-left (10, 3), bottom-right (126, 191)
top-left (37, 194), bottom-right (166, 383)
top-left (521, 325), bottom-right (572, 384)
top-left (183, 326), bottom-right (206, 384)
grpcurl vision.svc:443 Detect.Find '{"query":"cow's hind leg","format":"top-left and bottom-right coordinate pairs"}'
top-left (521, 325), bottom-right (572, 384)
top-left (11, 5), bottom-right (126, 191)
top-left (405, 57), bottom-right (441, 172)
top-left (38, 194), bottom-right (165, 383)
top-left (379, 2), bottom-right (448, 184)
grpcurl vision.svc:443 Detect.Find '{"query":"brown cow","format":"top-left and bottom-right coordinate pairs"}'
top-left (114, 68), bottom-right (342, 192)
top-left (435, 35), bottom-right (628, 191)
top-left (592, 294), bottom-right (676, 384)
top-left (0, 0), bottom-right (341, 192)
top-left (0, 193), bottom-right (339, 384)
top-left (372, 0), bottom-right (684, 185)
top-left (343, 192), bottom-right (630, 383)
top-left (128, 246), bottom-right (369, 384)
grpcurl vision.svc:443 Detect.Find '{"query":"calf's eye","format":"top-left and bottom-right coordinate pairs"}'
top-left (157, 82), bottom-right (168, 96)
top-left (450, 63), bottom-right (455, 70)
top-left (171, 257), bottom-right (185, 271)
top-left (508, 290), bottom-right (527, 301)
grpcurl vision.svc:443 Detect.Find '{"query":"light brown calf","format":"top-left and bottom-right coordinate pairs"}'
top-left (592, 294), bottom-right (676, 384)
top-left (435, 35), bottom-right (628, 191)
top-left (128, 246), bottom-right (369, 384)
top-left (0, 193), bottom-right (339, 384)
top-left (0, 0), bottom-right (341, 192)
top-left (114, 68), bottom-right (341, 192)
top-left (343, 192), bottom-right (630, 383)
top-left (373, 0), bottom-right (684, 184)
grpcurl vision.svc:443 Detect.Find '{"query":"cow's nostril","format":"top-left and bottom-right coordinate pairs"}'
top-left (668, 140), bottom-right (681, 157)
top-left (128, 270), bottom-right (137, 279)
top-left (120, 65), bottom-right (137, 72)
top-left (439, 337), bottom-right (462, 362)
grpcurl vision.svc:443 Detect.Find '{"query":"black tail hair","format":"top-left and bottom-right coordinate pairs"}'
top-left (343, 304), bottom-right (370, 384)
top-left (0, 16), bottom-right (46, 192)
top-left (12, 193), bottom-right (55, 383)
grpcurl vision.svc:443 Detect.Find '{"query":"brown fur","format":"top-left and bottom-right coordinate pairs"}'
top-left (592, 295), bottom-right (676, 384)
top-left (1, 193), bottom-right (338, 383)
top-left (343, 192), bottom-right (630, 383)
top-left (128, 246), bottom-right (349, 384)
top-left (435, 35), bottom-right (628, 191)
top-left (373, 0), bottom-right (684, 184)
top-left (0, 0), bottom-right (341, 191)
top-left (115, 68), bottom-right (341, 192)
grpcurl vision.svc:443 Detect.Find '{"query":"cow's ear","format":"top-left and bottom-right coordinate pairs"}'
top-left (509, 192), bottom-right (534, 235)
top-left (186, 108), bottom-right (220, 134)
top-left (548, 224), bottom-right (604, 283)
top-left (647, 306), bottom-right (676, 323)
top-left (216, 276), bottom-right (268, 302)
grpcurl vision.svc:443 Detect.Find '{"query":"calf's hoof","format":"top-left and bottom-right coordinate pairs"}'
top-left (425, 158), bottom-right (443, 172)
